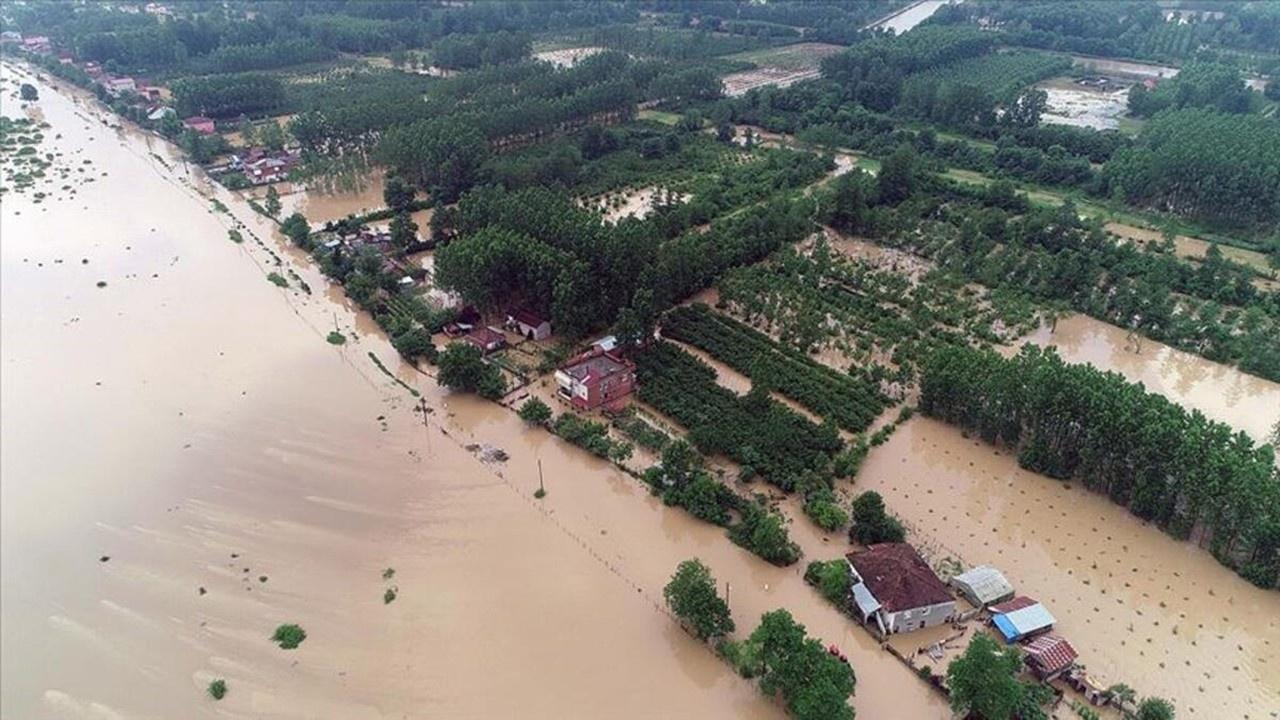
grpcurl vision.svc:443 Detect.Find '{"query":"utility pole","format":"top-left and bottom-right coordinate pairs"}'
top-left (537, 458), bottom-right (545, 496)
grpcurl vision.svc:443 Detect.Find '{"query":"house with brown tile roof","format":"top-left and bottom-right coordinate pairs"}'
top-left (845, 543), bottom-right (956, 635)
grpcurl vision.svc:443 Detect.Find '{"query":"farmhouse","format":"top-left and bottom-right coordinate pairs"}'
top-left (183, 116), bottom-right (216, 135)
top-left (507, 307), bottom-right (552, 340)
top-left (463, 326), bottom-right (507, 355)
top-left (845, 543), bottom-right (956, 635)
top-left (990, 596), bottom-right (1056, 642)
top-left (102, 76), bottom-right (137, 96)
top-left (1022, 634), bottom-right (1078, 681)
top-left (554, 347), bottom-right (636, 411)
top-left (950, 565), bottom-right (1014, 607)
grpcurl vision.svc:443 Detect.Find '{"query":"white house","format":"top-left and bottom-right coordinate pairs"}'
top-left (846, 543), bottom-right (956, 635)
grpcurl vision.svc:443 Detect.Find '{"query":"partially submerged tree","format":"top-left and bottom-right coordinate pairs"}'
top-left (437, 343), bottom-right (505, 399)
top-left (663, 558), bottom-right (734, 640)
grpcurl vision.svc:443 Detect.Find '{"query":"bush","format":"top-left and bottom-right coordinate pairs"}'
top-left (730, 502), bottom-right (801, 566)
top-left (517, 397), bottom-right (552, 425)
top-left (850, 491), bottom-right (906, 545)
top-left (804, 559), bottom-right (851, 605)
top-left (326, 330), bottom-right (347, 345)
top-left (804, 489), bottom-right (850, 532)
top-left (207, 679), bottom-right (227, 700)
top-left (271, 623), bottom-right (307, 649)
top-left (267, 272), bottom-right (288, 288)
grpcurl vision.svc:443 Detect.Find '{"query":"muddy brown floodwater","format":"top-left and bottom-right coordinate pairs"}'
top-left (1016, 314), bottom-right (1280, 443)
top-left (857, 416), bottom-right (1280, 719)
top-left (0, 64), bottom-right (953, 719)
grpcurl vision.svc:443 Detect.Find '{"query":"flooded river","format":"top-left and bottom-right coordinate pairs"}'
top-left (0, 63), bottom-right (952, 719)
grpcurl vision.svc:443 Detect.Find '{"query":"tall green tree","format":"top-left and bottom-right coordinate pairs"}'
top-left (947, 634), bottom-right (1023, 720)
top-left (663, 559), bottom-right (734, 640)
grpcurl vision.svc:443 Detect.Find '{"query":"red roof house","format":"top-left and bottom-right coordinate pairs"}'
top-left (182, 115), bottom-right (216, 135)
top-left (1022, 634), bottom-right (1078, 680)
top-left (554, 347), bottom-right (636, 411)
top-left (846, 543), bottom-right (956, 635)
top-left (463, 326), bottom-right (506, 355)
top-left (990, 596), bottom-right (1038, 614)
top-left (507, 306), bottom-right (551, 340)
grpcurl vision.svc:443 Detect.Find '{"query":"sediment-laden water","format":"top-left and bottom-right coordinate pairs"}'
top-left (0, 63), bottom-right (953, 720)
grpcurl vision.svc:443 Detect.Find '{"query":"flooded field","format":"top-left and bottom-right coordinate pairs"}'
top-left (533, 46), bottom-right (604, 68)
top-left (721, 43), bottom-right (844, 97)
top-left (0, 63), bottom-right (954, 720)
top-left (1037, 78), bottom-right (1130, 131)
top-left (1016, 314), bottom-right (1280, 442)
top-left (858, 416), bottom-right (1280, 719)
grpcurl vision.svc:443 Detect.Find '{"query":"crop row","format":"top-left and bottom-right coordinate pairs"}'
top-left (660, 304), bottom-right (887, 431)
top-left (634, 342), bottom-right (842, 491)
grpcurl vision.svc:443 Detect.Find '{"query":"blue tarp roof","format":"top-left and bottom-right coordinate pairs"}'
top-left (993, 613), bottom-right (1020, 641)
top-left (993, 603), bottom-right (1055, 641)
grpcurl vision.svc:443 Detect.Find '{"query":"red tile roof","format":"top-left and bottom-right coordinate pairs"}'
top-left (510, 307), bottom-right (548, 328)
top-left (990, 596), bottom-right (1038, 615)
top-left (846, 543), bottom-right (953, 613)
top-left (1023, 634), bottom-right (1077, 675)
top-left (465, 326), bottom-right (505, 349)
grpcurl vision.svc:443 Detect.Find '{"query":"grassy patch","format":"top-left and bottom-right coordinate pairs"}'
top-left (267, 272), bottom-right (289, 288)
top-left (228, 229), bottom-right (244, 243)
top-left (638, 109), bottom-right (681, 126)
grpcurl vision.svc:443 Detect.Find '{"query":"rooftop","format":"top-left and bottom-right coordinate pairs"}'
top-left (990, 596), bottom-right (1037, 615)
top-left (510, 307), bottom-right (548, 327)
top-left (562, 349), bottom-right (631, 382)
top-left (846, 543), bottom-right (953, 613)
top-left (951, 565), bottom-right (1014, 604)
top-left (1023, 634), bottom-right (1077, 674)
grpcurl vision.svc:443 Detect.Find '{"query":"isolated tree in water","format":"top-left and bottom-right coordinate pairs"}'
top-left (663, 559), bottom-right (734, 640)
top-left (1135, 697), bottom-right (1176, 720)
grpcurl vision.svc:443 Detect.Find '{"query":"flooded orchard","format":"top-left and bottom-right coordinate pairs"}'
top-left (0, 64), bottom-right (954, 719)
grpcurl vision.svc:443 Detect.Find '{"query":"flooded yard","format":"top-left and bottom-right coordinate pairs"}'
top-left (857, 416), bottom-right (1280, 719)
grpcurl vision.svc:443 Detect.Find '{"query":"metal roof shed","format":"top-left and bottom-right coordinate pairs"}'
top-left (993, 603), bottom-right (1056, 642)
top-left (851, 582), bottom-right (881, 621)
top-left (951, 566), bottom-right (1014, 607)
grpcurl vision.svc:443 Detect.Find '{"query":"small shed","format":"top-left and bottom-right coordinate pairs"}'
top-left (508, 307), bottom-right (551, 341)
top-left (1023, 634), bottom-right (1077, 681)
top-left (951, 566), bottom-right (1014, 607)
top-left (991, 596), bottom-right (1055, 642)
